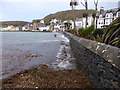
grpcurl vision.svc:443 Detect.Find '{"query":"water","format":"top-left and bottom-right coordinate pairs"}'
top-left (0, 32), bottom-right (76, 79)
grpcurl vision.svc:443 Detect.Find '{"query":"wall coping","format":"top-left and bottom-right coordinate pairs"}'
top-left (64, 32), bottom-right (120, 70)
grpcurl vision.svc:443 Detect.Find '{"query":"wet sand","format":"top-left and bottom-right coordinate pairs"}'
top-left (2, 64), bottom-right (92, 88)
top-left (1, 32), bottom-right (76, 79)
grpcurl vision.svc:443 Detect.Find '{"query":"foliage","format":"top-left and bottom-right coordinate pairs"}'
top-left (83, 13), bottom-right (88, 17)
top-left (102, 17), bottom-right (120, 48)
top-left (78, 28), bottom-right (84, 33)
top-left (70, 1), bottom-right (78, 10)
top-left (68, 17), bottom-right (120, 48)
top-left (92, 28), bottom-right (104, 41)
top-left (69, 29), bottom-right (74, 34)
top-left (92, 13), bottom-right (96, 18)
top-left (82, 25), bottom-right (94, 35)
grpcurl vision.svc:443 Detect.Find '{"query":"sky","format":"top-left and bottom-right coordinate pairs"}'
top-left (0, 0), bottom-right (119, 22)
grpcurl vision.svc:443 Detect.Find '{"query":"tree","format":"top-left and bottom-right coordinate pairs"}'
top-left (83, 13), bottom-right (88, 29)
top-left (81, 0), bottom-right (88, 10)
top-left (70, 0), bottom-right (78, 10)
top-left (94, 0), bottom-right (98, 10)
top-left (92, 13), bottom-right (96, 25)
top-left (69, 0), bottom-right (79, 35)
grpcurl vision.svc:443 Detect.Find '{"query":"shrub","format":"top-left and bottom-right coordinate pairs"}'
top-left (78, 28), bottom-right (84, 33)
top-left (92, 28), bottom-right (104, 38)
top-left (69, 29), bottom-right (74, 34)
top-left (82, 25), bottom-right (94, 35)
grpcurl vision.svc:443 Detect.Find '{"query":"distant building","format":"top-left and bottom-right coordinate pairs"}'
top-left (49, 18), bottom-right (63, 31)
top-left (63, 20), bottom-right (74, 29)
top-left (50, 18), bottom-right (61, 25)
top-left (22, 23), bottom-right (33, 31)
top-left (0, 25), bottom-right (8, 31)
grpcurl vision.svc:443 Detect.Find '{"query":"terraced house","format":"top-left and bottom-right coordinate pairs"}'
top-left (96, 7), bottom-right (120, 28)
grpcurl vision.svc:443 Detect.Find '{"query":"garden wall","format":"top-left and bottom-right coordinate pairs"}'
top-left (64, 32), bottom-right (120, 88)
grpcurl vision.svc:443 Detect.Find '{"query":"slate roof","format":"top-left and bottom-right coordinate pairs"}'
top-left (75, 18), bottom-right (82, 22)
top-left (96, 8), bottom-right (119, 17)
top-left (36, 23), bottom-right (45, 27)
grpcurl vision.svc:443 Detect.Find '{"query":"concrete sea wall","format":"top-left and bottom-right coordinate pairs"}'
top-left (64, 32), bottom-right (120, 88)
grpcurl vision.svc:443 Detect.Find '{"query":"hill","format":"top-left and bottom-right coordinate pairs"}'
top-left (1, 21), bottom-right (30, 26)
top-left (44, 10), bottom-right (97, 25)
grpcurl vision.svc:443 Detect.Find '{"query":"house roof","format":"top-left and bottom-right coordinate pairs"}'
top-left (58, 22), bottom-right (64, 25)
top-left (75, 18), bottom-right (82, 22)
top-left (63, 20), bottom-right (73, 23)
top-left (96, 8), bottom-right (119, 17)
top-left (36, 23), bottom-right (45, 27)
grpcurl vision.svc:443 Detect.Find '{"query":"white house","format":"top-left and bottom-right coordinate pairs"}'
top-left (74, 18), bottom-right (83, 29)
top-left (0, 25), bottom-right (8, 31)
top-left (22, 23), bottom-right (33, 31)
top-left (52, 22), bottom-right (65, 32)
top-left (50, 18), bottom-right (61, 25)
top-left (4, 25), bottom-right (20, 31)
top-left (96, 7), bottom-right (120, 29)
top-left (82, 14), bottom-right (94, 29)
top-left (33, 23), bottom-right (50, 31)
top-left (50, 18), bottom-right (64, 31)
top-left (63, 20), bottom-right (74, 29)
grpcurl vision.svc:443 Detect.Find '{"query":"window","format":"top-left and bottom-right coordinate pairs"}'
top-left (106, 14), bottom-right (108, 17)
top-left (110, 14), bottom-right (113, 17)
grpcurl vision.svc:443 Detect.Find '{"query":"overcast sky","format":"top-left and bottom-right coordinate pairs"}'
top-left (0, 0), bottom-right (119, 22)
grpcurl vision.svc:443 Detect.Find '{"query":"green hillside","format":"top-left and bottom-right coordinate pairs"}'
top-left (44, 10), bottom-right (97, 25)
top-left (1, 21), bottom-right (30, 26)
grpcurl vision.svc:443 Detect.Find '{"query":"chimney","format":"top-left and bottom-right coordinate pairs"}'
top-left (100, 7), bottom-right (104, 14)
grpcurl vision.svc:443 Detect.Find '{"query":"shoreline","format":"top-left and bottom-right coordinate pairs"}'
top-left (2, 64), bottom-right (92, 88)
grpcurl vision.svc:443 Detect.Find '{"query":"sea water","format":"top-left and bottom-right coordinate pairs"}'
top-left (0, 32), bottom-right (76, 79)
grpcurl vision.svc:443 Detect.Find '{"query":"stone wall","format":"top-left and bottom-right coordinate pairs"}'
top-left (64, 32), bottom-right (120, 88)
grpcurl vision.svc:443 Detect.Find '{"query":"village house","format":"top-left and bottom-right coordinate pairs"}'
top-left (49, 18), bottom-right (63, 31)
top-left (1, 25), bottom-right (22, 31)
top-left (22, 23), bottom-right (33, 31)
top-left (32, 19), bottom-right (49, 31)
top-left (0, 25), bottom-right (8, 31)
top-left (81, 14), bottom-right (94, 29)
top-left (74, 18), bottom-right (83, 29)
top-left (96, 7), bottom-right (120, 29)
top-left (50, 18), bottom-right (61, 25)
top-left (35, 23), bottom-right (47, 31)
top-left (52, 22), bottom-right (65, 32)
top-left (63, 20), bottom-right (74, 30)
